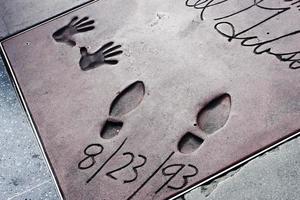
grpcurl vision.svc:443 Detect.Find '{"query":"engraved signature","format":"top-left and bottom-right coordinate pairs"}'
top-left (186, 0), bottom-right (300, 69)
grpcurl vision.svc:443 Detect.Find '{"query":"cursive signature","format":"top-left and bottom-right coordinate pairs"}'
top-left (186, 0), bottom-right (300, 69)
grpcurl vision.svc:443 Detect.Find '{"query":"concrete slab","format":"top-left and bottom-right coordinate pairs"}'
top-left (0, 0), bottom-right (300, 200)
top-left (1, 0), bottom-right (299, 199)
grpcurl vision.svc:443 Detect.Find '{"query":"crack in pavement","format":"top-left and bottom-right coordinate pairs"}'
top-left (7, 179), bottom-right (52, 200)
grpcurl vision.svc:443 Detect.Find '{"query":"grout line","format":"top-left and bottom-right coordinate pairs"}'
top-left (7, 179), bottom-right (52, 200)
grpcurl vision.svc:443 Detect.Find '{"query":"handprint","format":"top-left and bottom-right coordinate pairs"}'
top-left (52, 16), bottom-right (95, 47)
top-left (79, 42), bottom-right (123, 71)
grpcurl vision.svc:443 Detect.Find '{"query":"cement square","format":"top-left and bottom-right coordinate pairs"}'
top-left (1, 0), bottom-right (300, 199)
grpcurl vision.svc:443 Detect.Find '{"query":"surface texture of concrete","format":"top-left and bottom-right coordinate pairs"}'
top-left (0, 0), bottom-right (299, 200)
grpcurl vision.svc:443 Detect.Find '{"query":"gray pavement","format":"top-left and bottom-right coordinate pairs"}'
top-left (0, 1), bottom-right (299, 200)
